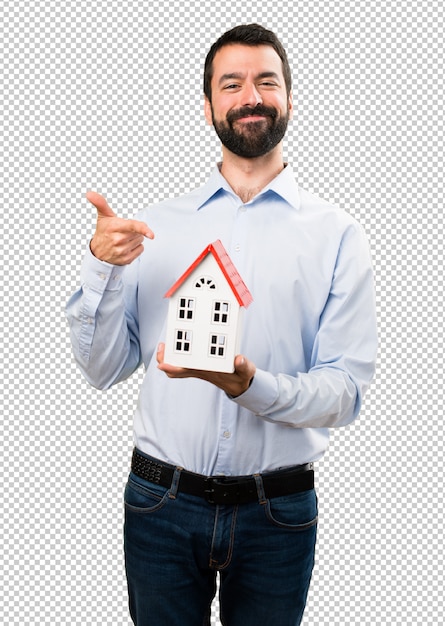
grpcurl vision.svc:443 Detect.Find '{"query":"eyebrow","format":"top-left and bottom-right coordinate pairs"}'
top-left (218, 71), bottom-right (281, 85)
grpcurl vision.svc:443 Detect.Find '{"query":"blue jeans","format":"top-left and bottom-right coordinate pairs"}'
top-left (124, 465), bottom-right (317, 626)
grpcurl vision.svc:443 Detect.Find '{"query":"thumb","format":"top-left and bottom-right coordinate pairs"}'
top-left (233, 355), bottom-right (256, 395)
top-left (234, 355), bottom-right (255, 378)
top-left (235, 355), bottom-right (247, 371)
top-left (86, 190), bottom-right (116, 218)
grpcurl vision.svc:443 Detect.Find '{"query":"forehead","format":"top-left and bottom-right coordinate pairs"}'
top-left (211, 44), bottom-right (284, 83)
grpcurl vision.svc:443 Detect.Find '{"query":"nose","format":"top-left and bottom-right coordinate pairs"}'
top-left (242, 83), bottom-right (263, 107)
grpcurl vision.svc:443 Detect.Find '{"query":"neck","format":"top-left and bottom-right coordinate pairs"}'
top-left (219, 146), bottom-right (285, 204)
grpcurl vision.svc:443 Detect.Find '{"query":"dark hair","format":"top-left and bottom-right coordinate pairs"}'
top-left (204, 24), bottom-right (292, 101)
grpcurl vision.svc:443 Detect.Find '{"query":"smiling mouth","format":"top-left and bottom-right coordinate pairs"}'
top-left (227, 105), bottom-right (276, 125)
top-left (236, 115), bottom-right (268, 122)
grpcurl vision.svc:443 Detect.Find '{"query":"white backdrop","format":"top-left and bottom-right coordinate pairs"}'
top-left (2, 1), bottom-right (443, 624)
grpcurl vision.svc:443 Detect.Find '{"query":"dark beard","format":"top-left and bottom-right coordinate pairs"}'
top-left (211, 104), bottom-right (289, 158)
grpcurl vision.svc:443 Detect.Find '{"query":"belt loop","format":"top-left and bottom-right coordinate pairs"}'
top-left (168, 467), bottom-right (183, 499)
top-left (254, 474), bottom-right (267, 505)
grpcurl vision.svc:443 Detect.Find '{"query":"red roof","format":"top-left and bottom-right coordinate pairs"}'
top-left (164, 240), bottom-right (253, 307)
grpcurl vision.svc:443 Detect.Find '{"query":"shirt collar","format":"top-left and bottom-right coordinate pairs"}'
top-left (258, 163), bottom-right (301, 210)
top-left (195, 164), bottom-right (233, 210)
top-left (196, 163), bottom-right (300, 211)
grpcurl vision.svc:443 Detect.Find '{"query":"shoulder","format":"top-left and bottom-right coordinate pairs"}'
top-left (298, 186), bottom-right (364, 234)
top-left (299, 187), bottom-right (350, 219)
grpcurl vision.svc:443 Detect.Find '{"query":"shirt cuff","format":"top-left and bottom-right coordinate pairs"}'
top-left (231, 368), bottom-right (279, 415)
top-left (80, 243), bottom-right (124, 292)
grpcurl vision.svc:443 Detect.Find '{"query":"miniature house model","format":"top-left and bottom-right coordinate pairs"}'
top-left (163, 240), bottom-right (253, 373)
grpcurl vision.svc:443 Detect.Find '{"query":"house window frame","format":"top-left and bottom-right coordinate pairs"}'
top-left (194, 275), bottom-right (217, 290)
top-left (212, 300), bottom-right (230, 325)
top-left (209, 333), bottom-right (227, 358)
top-left (177, 297), bottom-right (195, 321)
top-left (175, 329), bottom-right (193, 353)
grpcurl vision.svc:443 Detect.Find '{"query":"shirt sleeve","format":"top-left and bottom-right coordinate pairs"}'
top-left (65, 245), bottom-right (142, 389)
top-left (233, 222), bottom-right (378, 428)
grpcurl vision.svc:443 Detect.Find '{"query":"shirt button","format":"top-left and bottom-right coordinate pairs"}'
top-left (234, 244), bottom-right (241, 252)
top-left (98, 272), bottom-right (107, 280)
top-left (223, 430), bottom-right (231, 439)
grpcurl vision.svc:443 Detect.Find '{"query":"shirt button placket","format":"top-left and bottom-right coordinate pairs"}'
top-left (231, 204), bottom-right (249, 258)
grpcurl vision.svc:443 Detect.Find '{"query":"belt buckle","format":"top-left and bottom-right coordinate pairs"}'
top-left (204, 476), bottom-right (228, 505)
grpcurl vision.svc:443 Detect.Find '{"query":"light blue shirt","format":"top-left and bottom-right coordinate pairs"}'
top-left (66, 164), bottom-right (377, 475)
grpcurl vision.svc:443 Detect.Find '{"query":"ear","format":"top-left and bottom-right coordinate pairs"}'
top-left (287, 91), bottom-right (294, 120)
top-left (204, 96), bottom-right (213, 125)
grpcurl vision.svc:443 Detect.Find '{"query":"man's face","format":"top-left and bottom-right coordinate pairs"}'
top-left (204, 44), bottom-right (293, 159)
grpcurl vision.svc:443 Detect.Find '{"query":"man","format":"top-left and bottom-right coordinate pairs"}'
top-left (66, 24), bottom-right (377, 626)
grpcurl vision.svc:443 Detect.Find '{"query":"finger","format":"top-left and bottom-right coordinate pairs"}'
top-left (86, 191), bottom-right (155, 239)
top-left (123, 235), bottom-right (146, 253)
top-left (156, 343), bottom-right (194, 377)
top-left (156, 343), bottom-right (165, 365)
top-left (86, 190), bottom-right (116, 218)
top-left (124, 219), bottom-right (155, 239)
top-left (109, 219), bottom-right (154, 239)
top-left (118, 243), bottom-right (146, 266)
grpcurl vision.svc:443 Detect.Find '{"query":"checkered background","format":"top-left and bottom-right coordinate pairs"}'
top-left (2, 0), bottom-right (443, 624)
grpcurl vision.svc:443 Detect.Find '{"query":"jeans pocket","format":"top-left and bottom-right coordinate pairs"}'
top-left (124, 473), bottom-right (170, 514)
top-left (264, 488), bottom-right (318, 530)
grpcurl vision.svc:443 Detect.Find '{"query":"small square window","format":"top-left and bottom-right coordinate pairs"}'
top-left (212, 301), bottom-right (230, 325)
top-left (209, 334), bottom-right (227, 358)
top-left (177, 297), bottom-right (195, 322)
top-left (175, 330), bottom-right (192, 353)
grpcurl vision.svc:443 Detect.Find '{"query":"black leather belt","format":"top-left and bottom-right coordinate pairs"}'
top-left (131, 448), bottom-right (314, 505)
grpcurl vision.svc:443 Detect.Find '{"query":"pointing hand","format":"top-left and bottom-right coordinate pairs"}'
top-left (86, 191), bottom-right (154, 265)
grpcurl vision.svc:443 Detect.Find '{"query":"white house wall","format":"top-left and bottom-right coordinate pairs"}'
top-left (164, 254), bottom-right (243, 372)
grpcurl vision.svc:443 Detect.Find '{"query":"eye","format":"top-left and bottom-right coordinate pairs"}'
top-left (223, 84), bottom-right (240, 90)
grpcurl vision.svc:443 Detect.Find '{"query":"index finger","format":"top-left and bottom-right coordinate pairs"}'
top-left (121, 218), bottom-right (155, 239)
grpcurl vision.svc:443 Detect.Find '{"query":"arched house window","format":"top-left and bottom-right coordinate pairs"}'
top-left (194, 276), bottom-right (217, 290)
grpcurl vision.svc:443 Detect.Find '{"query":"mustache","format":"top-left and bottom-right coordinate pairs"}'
top-left (226, 104), bottom-right (278, 123)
